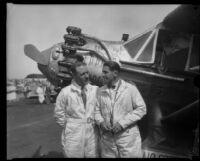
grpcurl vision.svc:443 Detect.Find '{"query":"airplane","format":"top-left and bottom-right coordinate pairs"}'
top-left (24, 5), bottom-right (199, 158)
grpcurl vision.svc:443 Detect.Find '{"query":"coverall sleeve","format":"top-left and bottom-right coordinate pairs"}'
top-left (54, 89), bottom-right (67, 128)
top-left (118, 86), bottom-right (147, 129)
top-left (94, 90), bottom-right (104, 126)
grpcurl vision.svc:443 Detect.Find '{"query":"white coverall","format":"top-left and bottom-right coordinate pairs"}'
top-left (95, 79), bottom-right (146, 158)
top-left (54, 81), bottom-right (99, 158)
top-left (36, 86), bottom-right (45, 104)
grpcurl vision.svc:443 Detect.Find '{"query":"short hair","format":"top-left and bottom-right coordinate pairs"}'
top-left (71, 61), bottom-right (87, 74)
top-left (103, 61), bottom-right (120, 72)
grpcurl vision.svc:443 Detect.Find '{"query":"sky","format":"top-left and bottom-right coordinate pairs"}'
top-left (7, 4), bottom-right (179, 79)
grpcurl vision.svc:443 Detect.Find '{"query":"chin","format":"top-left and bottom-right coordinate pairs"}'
top-left (84, 81), bottom-right (89, 85)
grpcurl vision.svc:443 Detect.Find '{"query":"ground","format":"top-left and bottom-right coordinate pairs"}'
top-left (6, 96), bottom-right (197, 159)
top-left (7, 98), bottom-right (64, 159)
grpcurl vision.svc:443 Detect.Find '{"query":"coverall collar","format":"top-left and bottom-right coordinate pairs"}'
top-left (108, 79), bottom-right (120, 90)
top-left (101, 79), bottom-right (127, 95)
top-left (71, 80), bottom-right (88, 94)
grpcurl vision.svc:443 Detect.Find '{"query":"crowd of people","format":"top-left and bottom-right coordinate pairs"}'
top-left (7, 78), bottom-right (56, 104)
top-left (7, 81), bottom-right (17, 102)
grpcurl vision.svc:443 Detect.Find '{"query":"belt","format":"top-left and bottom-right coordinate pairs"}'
top-left (66, 117), bottom-right (94, 124)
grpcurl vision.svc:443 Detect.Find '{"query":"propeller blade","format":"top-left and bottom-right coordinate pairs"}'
top-left (40, 47), bottom-right (54, 64)
top-left (24, 44), bottom-right (48, 65)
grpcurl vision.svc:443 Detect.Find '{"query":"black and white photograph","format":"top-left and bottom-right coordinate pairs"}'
top-left (6, 4), bottom-right (199, 159)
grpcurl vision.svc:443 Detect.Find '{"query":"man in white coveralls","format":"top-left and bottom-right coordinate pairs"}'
top-left (95, 61), bottom-right (146, 158)
top-left (54, 62), bottom-right (99, 158)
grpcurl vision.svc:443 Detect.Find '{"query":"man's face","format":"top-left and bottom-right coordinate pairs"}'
top-left (74, 65), bottom-right (89, 87)
top-left (102, 65), bottom-right (115, 85)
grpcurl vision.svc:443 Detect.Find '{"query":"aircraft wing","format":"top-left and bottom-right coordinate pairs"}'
top-left (163, 5), bottom-right (200, 34)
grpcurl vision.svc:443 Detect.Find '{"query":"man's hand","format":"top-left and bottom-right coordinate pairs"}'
top-left (112, 122), bottom-right (123, 134)
top-left (100, 122), bottom-right (112, 132)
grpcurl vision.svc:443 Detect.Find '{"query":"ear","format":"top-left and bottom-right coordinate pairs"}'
top-left (113, 70), bottom-right (119, 77)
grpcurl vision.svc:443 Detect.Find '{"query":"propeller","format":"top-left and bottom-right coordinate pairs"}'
top-left (24, 44), bottom-right (49, 65)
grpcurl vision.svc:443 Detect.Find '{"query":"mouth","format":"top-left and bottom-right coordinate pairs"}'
top-left (84, 78), bottom-right (89, 83)
top-left (103, 77), bottom-right (107, 81)
top-left (102, 77), bottom-right (108, 84)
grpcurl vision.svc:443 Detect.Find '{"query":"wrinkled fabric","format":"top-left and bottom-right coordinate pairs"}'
top-left (95, 79), bottom-right (146, 158)
top-left (54, 81), bottom-right (99, 158)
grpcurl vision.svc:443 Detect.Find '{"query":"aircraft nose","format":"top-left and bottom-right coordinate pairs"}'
top-left (52, 51), bottom-right (60, 60)
top-left (48, 61), bottom-right (59, 73)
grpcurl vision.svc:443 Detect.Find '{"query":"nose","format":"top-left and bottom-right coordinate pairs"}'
top-left (85, 73), bottom-right (89, 79)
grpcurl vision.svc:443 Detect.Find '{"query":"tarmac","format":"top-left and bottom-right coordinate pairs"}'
top-left (7, 95), bottom-right (198, 159)
top-left (7, 97), bottom-right (64, 159)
